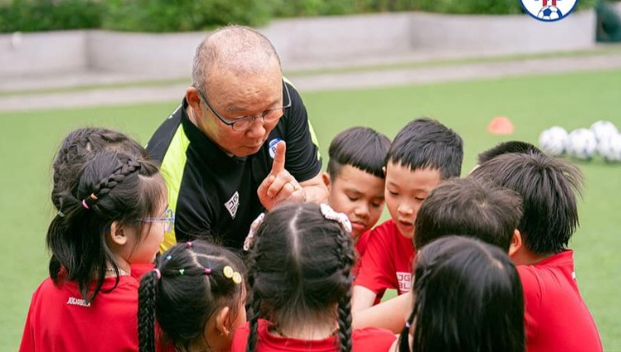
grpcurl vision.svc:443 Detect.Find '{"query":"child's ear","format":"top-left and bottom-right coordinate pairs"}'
top-left (321, 172), bottom-right (331, 190)
top-left (108, 221), bottom-right (129, 246)
top-left (382, 166), bottom-right (386, 177)
top-left (215, 306), bottom-right (232, 336)
top-left (508, 229), bottom-right (523, 258)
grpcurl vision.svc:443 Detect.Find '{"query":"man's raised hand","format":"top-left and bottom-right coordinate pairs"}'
top-left (257, 141), bottom-right (306, 210)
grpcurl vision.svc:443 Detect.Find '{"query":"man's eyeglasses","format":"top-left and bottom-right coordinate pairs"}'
top-left (196, 81), bottom-right (292, 132)
top-left (139, 208), bottom-right (175, 233)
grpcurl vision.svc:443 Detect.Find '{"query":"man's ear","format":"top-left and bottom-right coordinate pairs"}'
top-left (508, 229), bottom-right (523, 258)
top-left (186, 87), bottom-right (203, 112)
top-left (215, 306), bottom-right (232, 336)
top-left (108, 221), bottom-right (129, 246)
top-left (322, 172), bottom-right (331, 190)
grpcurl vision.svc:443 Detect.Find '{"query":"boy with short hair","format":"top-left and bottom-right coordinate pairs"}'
top-left (353, 177), bottom-right (525, 332)
top-left (414, 177), bottom-right (523, 252)
top-left (323, 127), bottom-right (391, 256)
top-left (470, 152), bottom-right (603, 352)
top-left (477, 140), bottom-right (542, 165)
top-left (352, 118), bottom-right (463, 312)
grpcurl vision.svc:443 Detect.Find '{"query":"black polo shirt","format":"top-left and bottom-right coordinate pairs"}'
top-left (146, 82), bottom-right (321, 251)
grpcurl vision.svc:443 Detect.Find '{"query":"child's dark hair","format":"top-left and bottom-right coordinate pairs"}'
top-left (387, 118), bottom-right (463, 178)
top-left (477, 141), bottom-right (542, 165)
top-left (327, 127), bottom-right (391, 179)
top-left (399, 236), bottom-right (525, 352)
top-left (245, 203), bottom-right (355, 352)
top-left (138, 240), bottom-right (246, 352)
top-left (469, 152), bottom-right (583, 255)
top-left (47, 151), bottom-right (163, 303)
top-left (52, 127), bottom-right (147, 212)
top-left (414, 178), bottom-right (523, 252)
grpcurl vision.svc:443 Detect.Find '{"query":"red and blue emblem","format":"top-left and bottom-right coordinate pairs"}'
top-left (520, 0), bottom-right (580, 22)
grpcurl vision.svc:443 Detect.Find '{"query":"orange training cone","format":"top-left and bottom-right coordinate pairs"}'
top-left (487, 116), bottom-right (514, 135)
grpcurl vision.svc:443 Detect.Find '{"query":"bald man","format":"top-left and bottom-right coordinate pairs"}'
top-left (147, 25), bottom-right (327, 251)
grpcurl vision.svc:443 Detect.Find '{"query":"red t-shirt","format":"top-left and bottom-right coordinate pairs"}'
top-left (518, 250), bottom-right (602, 352)
top-left (354, 219), bottom-right (415, 297)
top-left (355, 229), bottom-right (372, 259)
top-left (130, 263), bottom-right (156, 281)
top-left (19, 266), bottom-right (151, 352)
top-left (231, 319), bottom-right (396, 352)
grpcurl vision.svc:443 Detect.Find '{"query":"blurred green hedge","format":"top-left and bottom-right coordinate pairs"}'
top-left (0, 0), bottom-right (103, 32)
top-left (101, 0), bottom-right (274, 32)
top-left (270, 0), bottom-right (418, 17)
top-left (0, 0), bottom-right (599, 33)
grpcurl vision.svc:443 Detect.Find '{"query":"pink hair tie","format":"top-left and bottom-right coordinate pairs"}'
top-left (153, 269), bottom-right (161, 280)
top-left (204, 268), bottom-right (212, 275)
top-left (82, 199), bottom-right (90, 210)
top-left (186, 241), bottom-right (193, 249)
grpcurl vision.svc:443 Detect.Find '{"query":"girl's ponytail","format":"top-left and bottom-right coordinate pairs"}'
top-left (138, 269), bottom-right (160, 352)
top-left (398, 311), bottom-right (416, 352)
top-left (334, 226), bottom-right (355, 352)
top-left (246, 294), bottom-right (261, 352)
top-left (245, 235), bottom-right (261, 352)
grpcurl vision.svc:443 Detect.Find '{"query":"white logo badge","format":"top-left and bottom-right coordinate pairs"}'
top-left (67, 297), bottom-right (91, 307)
top-left (396, 271), bottom-right (412, 294)
top-left (224, 191), bottom-right (240, 219)
top-left (520, 0), bottom-right (578, 22)
top-left (268, 138), bottom-right (282, 159)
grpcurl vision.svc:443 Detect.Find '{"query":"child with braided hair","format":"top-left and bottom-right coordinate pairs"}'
top-left (20, 151), bottom-right (171, 352)
top-left (49, 127), bottom-right (161, 280)
top-left (51, 127), bottom-right (147, 217)
top-left (233, 203), bottom-right (396, 352)
top-left (138, 240), bottom-right (247, 352)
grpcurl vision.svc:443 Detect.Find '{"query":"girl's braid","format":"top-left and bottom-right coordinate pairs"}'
top-left (334, 230), bottom-right (355, 352)
top-left (52, 129), bottom-right (96, 209)
top-left (85, 159), bottom-right (142, 208)
top-left (138, 270), bottom-right (159, 352)
top-left (399, 310), bottom-right (416, 352)
top-left (246, 234), bottom-right (261, 352)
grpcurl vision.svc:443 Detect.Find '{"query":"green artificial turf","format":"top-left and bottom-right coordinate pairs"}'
top-left (1, 68), bottom-right (620, 350)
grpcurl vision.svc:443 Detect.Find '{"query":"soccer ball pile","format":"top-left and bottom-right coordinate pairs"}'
top-left (538, 121), bottom-right (621, 162)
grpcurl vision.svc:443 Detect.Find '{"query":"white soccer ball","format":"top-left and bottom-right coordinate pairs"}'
top-left (590, 120), bottom-right (619, 144)
top-left (538, 126), bottom-right (568, 157)
top-left (567, 128), bottom-right (598, 160)
top-left (598, 133), bottom-right (621, 162)
top-left (537, 5), bottom-right (563, 20)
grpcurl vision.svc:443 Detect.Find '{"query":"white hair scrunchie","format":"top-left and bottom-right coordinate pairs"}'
top-left (243, 204), bottom-right (352, 251)
top-left (319, 203), bottom-right (352, 234)
top-left (243, 212), bottom-right (265, 251)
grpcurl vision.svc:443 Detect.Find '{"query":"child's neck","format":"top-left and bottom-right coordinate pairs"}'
top-left (511, 247), bottom-right (555, 266)
top-left (271, 322), bottom-right (339, 341)
top-left (105, 258), bottom-right (131, 277)
top-left (187, 341), bottom-right (215, 352)
top-left (104, 266), bottom-right (129, 277)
